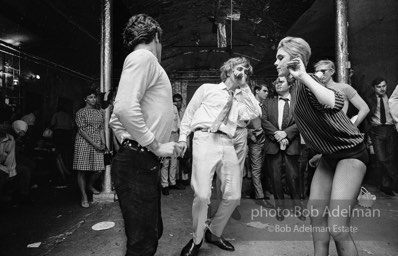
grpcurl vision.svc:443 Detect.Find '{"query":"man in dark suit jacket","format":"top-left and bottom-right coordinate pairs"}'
top-left (364, 77), bottom-right (398, 196)
top-left (261, 76), bottom-right (305, 221)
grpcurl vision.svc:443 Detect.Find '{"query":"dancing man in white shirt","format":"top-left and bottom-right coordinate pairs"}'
top-left (178, 57), bottom-right (260, 256)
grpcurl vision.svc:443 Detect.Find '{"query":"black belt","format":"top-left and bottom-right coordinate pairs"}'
top-left (121, 139), bottom-right (161, 158)
top-left (121, 139), bottom-right (162, 161)
top-left (194, 128), bottom-right (228, 136)
top-left (121, 139), bottom-right (162, 164)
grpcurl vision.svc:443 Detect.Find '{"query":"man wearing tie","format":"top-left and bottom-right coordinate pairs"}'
top-left (365, 77), bottom-right (398, 196)
top-left (261, 76), bottom-right (305, 221)
top-left (178, 57), bottom-right (259, 256)
top-left (247, 83), bottom-right (274, 208)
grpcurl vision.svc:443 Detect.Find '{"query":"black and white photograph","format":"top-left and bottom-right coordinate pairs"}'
top-left (0, 1), bottom-right (397, 255)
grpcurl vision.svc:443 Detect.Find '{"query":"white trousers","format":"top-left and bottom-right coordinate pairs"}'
top-left (233, 128), bottom-right (248, 171)
top-left (191, 131), bottom-right (242, 244)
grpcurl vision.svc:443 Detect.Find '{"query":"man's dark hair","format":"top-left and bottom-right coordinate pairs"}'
top-left (173, 93), bottom-right (183, 101)
top-left (123, 14), bottom-right (163, 52)
top-left (253, 84), bottom-right (268, 96)
top-left (371, 77), bottom-right (385, 87)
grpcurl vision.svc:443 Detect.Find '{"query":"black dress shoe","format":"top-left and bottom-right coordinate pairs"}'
top-left (294, 205), bottom-right (307, 221)
top-left (169, 183), bottom-right (186, 190)
top-left (205, 229), bottom-right (235, 251)
top-left (180, 239), bottom-right (202, 256)
top-left (161, 187), bottom-right (169, 196)
top-left (276, 212), bottom-right (284, 221)
top-left (295, 211), bottom-right (306, 221)
top-left (255, 199), bottom-right (274, 209)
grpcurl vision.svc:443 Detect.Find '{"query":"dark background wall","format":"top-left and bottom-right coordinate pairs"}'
top-left (348, 0), bottom-right (398, 98)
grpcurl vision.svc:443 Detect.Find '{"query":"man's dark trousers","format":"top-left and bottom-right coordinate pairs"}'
top-left (369, 125), bottom-right (398, 190)
top-left (111, 145), bottom-right (163, 256)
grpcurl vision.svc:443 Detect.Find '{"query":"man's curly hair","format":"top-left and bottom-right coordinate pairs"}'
top-left (123, 14), bottom-right (163, 52)
top-left (219, 57), bottom-right (253, 82)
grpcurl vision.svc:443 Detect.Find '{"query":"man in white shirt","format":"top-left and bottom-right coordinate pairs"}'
top-left (389, 84), bottom-right (398, 132)
top-left (160, 104), bottom-right (185, 195)
top-left (365, 78), bottom-right (398, 196)
top-left (173, 93), bottom-right (190, 186)
top-left (178, 57), bottom-right (259, 256)
top-left (109, 14), bottom-right (181, 256)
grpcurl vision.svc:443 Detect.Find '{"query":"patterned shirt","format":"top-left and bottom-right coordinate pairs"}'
top-left (327, 82), bottom-right (357, 114)
top-left (292, 75), bottom-right (364, 154)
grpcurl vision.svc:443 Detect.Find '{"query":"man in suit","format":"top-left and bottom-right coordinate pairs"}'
top-left (261, 76), bottom-right (305, 221)
top-left (247, 83), bottom-right (274, 208)
top-left (365, 77), bottom-right (398, 196)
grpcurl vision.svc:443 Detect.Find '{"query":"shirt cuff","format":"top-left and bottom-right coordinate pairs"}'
top-left (136, 131), bottom-right (155, 147)
top-left (178, 134), bottom-right (187, 143)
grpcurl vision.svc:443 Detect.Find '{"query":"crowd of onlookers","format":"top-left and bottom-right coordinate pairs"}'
top-left (1, 72), bottom-right (397, 207)
top-left (160, 72), bottom-right (398, 206)
top-left (158, 69), bottom-right (398, 211)
top-left (0, 104), bottom-right (76, 205)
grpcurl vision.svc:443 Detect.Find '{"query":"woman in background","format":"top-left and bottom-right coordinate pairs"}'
top-left (73, 89), bottom-right (105, 208)
top-left (274, 37), bottom-right (368, 256)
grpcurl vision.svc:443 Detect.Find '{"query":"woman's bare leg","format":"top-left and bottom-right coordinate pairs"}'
top-left (308, 159), bottom-right (334, 256)
top-left (88, 171), bottom-right (102, 194)
top-left (328, 159), bottom-right (366, 256)
top-left (77, 171), bottom-right (88, 202)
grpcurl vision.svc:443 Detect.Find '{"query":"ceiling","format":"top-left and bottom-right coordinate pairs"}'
top-left (0, 0), bottom-right (316, 81)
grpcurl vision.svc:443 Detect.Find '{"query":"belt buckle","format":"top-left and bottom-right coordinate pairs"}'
top-left (123, 139), bottom-right (138, 151)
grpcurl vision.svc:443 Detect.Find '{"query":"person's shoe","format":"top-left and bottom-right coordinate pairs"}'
top-left (275, 207), bottom-right (284, 221)
top-left (276, 212), bottom-right (284, 221)
top-left (81, 200), bottom-right (89, 208)
top-left (169, 183), bottom-right (185, 190)
top-left (255, 199), bottom-right (274, 208)
top-left (204, 229), bottom-right (235, 251)
top-left (88, 187), bottom-right (101, 195)
top-left (295, 209), bottom-right (306, 221)
top-left (380, 187), bottom-right (394, 196)
top-left (231, 208), bottom-right (241, 220)
top-left (180, 239), bottom-right (202, 256)
top-left (161, 187), bottom-right (170, 196)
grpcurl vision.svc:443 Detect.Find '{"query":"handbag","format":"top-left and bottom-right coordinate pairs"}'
top-left (104, 150), bottom-right (113, 166)
top-left (357, 186), bottom-right (376, 208)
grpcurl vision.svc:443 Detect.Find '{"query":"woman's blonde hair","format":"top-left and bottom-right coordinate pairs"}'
top-left (277, 37), bottom-right (311, 67)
